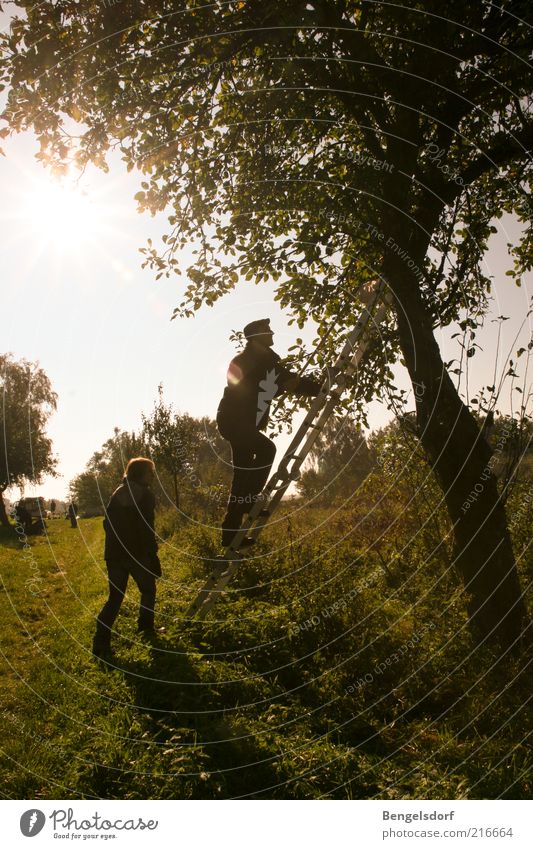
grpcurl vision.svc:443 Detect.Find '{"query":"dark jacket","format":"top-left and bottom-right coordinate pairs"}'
top-left (103, 478), bottom-right (160, 574)
top-left (217, 341), bottom-right (321, 432)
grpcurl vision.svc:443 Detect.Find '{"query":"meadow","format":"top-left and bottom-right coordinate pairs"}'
top-left (0, 464), bottom-right (531, 800)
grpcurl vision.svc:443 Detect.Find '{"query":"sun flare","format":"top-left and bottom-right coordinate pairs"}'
top-left (21, 176), bottom-right (105, 254)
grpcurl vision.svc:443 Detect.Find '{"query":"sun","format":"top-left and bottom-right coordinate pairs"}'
top-left (21, 174), bottom-right (106, 254)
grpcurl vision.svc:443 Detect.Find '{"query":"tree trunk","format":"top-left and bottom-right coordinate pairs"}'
top-left (0, 487), bottom-right (11, 528)
top-left (384, 254), bottom-right (529, 651)
top-left (173, 474), bottom-right (180, 510)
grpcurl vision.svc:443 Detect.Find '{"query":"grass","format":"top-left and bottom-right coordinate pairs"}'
top-left (0, 510), bottom-right (531, 799)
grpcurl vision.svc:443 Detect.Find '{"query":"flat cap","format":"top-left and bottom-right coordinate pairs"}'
top-left (243, 318), bottom-right (272, 339)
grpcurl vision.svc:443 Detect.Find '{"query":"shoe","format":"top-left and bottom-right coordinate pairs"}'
top-left (227, 535), bottom-right (255, 550)
top-left (137, 624), bottom-right (167, 637)
top-left (239, 536), bottom-right (255, 548)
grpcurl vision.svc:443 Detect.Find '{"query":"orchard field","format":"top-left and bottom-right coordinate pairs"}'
top-left (1, 445), bottom-right (531, 800)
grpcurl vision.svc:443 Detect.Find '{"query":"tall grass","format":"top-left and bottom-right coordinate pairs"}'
top-left (0, 476), bottom-right (530, 799)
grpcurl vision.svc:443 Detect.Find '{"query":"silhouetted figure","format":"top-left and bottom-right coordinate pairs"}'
top-left (217, 318), bottom-right (320, 548)
top-left (68, 502), bottom-right (78, 528)
top-left (92, 458), bottom-right (163, 659)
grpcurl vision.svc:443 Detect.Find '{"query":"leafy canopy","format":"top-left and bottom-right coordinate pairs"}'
top-left (2, 1), bottom-right (532, 416)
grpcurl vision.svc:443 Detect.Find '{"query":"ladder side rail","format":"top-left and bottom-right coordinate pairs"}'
top-left (273, 298), bottom-right (390, 468)
top-left (276, 286), bottom-right (387, 455)
top-left (274, 307), bottom-right (389, 482)
top-left (189, 557), bottom-right (242, 619)
top-left (195, 559), bottom-right (242, 619)
top-left (186, 565), bottom-right (234, 618)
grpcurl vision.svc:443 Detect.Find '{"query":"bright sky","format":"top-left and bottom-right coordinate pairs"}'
top-left (1, 128), bottom-right (531, 502)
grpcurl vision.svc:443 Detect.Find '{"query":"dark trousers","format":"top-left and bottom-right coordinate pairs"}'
top-left (218, 424), bottom-right (276, 539)
top-left (94, 558), bottom-right (157, 644)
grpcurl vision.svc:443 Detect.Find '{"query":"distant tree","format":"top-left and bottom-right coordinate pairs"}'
top-left (298, 416), bottom-right (373, 502)
top-left (69, 428), bottom-right (146, 516)
top-left (70, 399), bottom-right (231, 518)
top-left (141, 388), bottom-right (197, 509)
top-left (485, 414), bottom-right (533, 496)
top-left (0, 353), bottom-right (57, 527)
top-left (141, 386), bottom-right (230, 512)
top-left (361, 418), bottom-right (452, 579)
top-left (183, 415), bottom-right (232, 518)
top-left (363, 413), bottom-right (533, 575)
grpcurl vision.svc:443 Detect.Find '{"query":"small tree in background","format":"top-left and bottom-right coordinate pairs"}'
top-left (484, 415), bottom-right (533, 498)
top-left (69, 428), bottom-right (146, 516)
top-left (142, 386), bottom-right (231, 514)
top-left (70, 390), bottom-right (231, 519)
top-left (142, 387), bottom-right (198, 510)
top-left (298, 416), bottom-right (373, 503)
top-left (0, 353), bottom-right (57, 527)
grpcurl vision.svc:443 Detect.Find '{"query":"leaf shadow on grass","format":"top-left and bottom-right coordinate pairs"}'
top-left (105, 631), bottom-right (304, 797)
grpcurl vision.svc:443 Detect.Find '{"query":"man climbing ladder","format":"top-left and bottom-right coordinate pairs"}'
top-left (216, 317), bottom-right (321, 548)
top-left (188, 281), bottom-right (390, 620)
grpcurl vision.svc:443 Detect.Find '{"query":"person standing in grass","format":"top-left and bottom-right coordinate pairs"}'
top-left (216, 318), bottom-right (321, 548)
top-left (67, 501), bottom-right (78, 528)
top-left (92, 457), bottom-right (164, 659)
